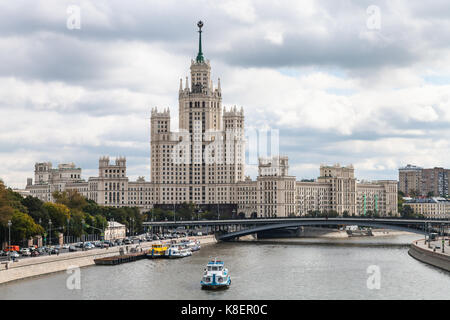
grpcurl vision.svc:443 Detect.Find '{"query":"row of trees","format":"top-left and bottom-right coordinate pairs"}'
top-left (0, 181), bottom-right (143, 246)
top-left (143, 203), bottom-right (244, 222)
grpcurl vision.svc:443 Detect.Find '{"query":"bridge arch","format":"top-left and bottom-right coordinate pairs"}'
top-left (218, 220), bottom-right (428, 241)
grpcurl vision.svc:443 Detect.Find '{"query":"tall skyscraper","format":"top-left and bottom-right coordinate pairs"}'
top-left (24, 22), bottom-right (398, 218)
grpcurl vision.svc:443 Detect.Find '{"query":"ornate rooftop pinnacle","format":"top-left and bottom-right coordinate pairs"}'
top-left (196, 20), bottom-right (205, 63)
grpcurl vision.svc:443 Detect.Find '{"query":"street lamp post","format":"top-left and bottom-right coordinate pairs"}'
top-left (111, 218), bottom-right (115, 240)
top-left (81, 219), bottom-right (85, 244)
top-left (48, 219), bottom-right (52, 246)
top-left (7, 220), bottom-right (12, 261)
top-left (67, 218), bottom-right (70, 244)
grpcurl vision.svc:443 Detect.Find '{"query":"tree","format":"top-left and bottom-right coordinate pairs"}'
top-left (398, 191), bottom-right (405, 214)
top-left (21, 196), bottom-right (48, 225)
top-left (401, 205), bottom-right (415, 218)
top-left (69, 210), bottom-right (85, 237)
top-left (177, 202), bottom-right (196, 220)
top-left (43, 202), bottom-right (71, 232)
top-left (408, 189), bottom-right (419, 198)
top-left (11, 211), bottom-right (44, 242)
top-left (53, 190), bottom-right (87, 211)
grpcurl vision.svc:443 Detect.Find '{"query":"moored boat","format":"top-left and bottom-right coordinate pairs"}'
top-left (165, 244), bottom-right (192, 258)
top-left (146, 243), bottom-right (168, 259)
top-left (200, 259), bottom-right (231, 290)
top-left (180, 239), bottom-right (201, 252)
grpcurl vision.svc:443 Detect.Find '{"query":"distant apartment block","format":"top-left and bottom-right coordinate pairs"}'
top-left (399, 164), bottom-right (449, 197)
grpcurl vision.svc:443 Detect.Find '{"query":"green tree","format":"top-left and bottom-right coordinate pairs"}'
top-left (409, 189), bottom-right (419, 198)
top-left (11, 211), bottom-right (44, 241)
top-left (53, 190), bottom-right (87, 211)
top-left (43, 202), bottom-right (71, 233)
top-left (401, 205), bottom-right (415, 218)
top-left (398, 191), bottom-right (405, 214)
top-left (69, 210), bottom-right (85, 237)
top-left (21, 196), bottom-right (48, 225)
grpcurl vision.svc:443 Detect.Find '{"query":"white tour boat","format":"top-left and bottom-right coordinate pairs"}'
top-left (200, 259), bottom-right (231, 290)
top-left (164, 244), bottom-right (192, 258)
top-left (180, 240), bottom-right (201, 252)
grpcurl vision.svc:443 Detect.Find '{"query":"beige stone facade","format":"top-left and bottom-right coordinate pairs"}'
top-left (405, 197), bottom-right (450, 219)
top-left (104, 221), bottom-right (126, 240)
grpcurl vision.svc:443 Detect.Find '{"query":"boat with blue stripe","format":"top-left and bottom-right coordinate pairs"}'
top-left (200, 258), bottom-right (231, 290)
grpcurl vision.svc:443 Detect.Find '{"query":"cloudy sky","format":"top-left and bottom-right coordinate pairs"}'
top-left (1, 0), bottom-right (450, 188)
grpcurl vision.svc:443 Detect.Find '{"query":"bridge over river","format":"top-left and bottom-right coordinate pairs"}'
top-left (143, 217), bottom-right (450, 241)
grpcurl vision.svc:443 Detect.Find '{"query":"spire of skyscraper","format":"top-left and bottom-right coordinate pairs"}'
top-left (196, 20), bottom-right (205, 63)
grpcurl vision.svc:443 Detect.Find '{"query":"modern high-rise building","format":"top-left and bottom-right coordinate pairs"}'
top-left (23, 22), bottom-right (398, 217)
top-left (399, 164), bottom-right (449, 197)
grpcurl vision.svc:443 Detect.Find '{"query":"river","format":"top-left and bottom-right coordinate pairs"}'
top-left (0, 234), bottom-right (449, 299)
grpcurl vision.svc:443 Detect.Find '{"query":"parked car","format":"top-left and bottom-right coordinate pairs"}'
top-left (69, 245), bottom-right (77, 252)
top-left (62, 244), bottom-right (70, 250)
top-left (49, 248), bottom-right (59, 255)
top-left (20, 248), bottom-right (31, 256)
top-left (123, 238), bottom-right (132, 245)
top-left (31, 250), bottom-right (40, 257)
top-left (0, 250), bottom-right (6, 256)
top-left (8, 251), bottom-right (20, 259)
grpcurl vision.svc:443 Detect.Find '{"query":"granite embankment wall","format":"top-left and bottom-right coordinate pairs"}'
top-left (408, 241), bottom-right (450, 272)
top-left (0, 235), bottom-right (217, 284)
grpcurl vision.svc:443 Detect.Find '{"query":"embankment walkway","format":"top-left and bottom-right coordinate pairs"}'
top-left (409, 237), bottom-right (450, 272)
top-left (0, 235), bottom-right (216, 284)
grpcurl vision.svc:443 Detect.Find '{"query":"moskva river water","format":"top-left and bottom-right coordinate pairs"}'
top-left (0, 234), bottom-right (449, 299)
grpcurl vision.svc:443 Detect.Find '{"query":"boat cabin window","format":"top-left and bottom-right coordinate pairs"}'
top-left (207, 265), bottom-right (223, 271)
